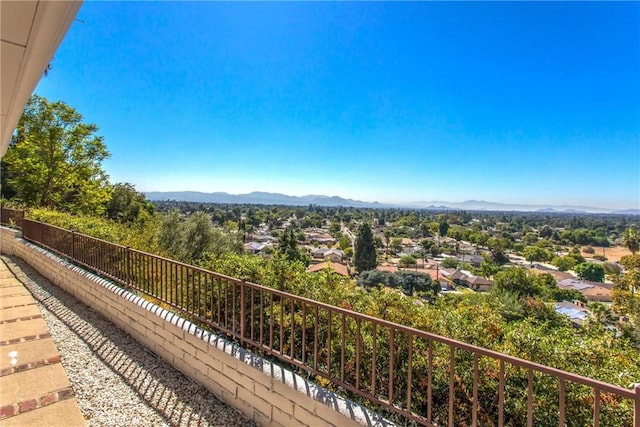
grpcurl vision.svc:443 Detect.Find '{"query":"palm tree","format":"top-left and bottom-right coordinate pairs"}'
top-left (622, 228), bottom-right (639, 255)
top-left (589, 302), bottom-right (614, 326)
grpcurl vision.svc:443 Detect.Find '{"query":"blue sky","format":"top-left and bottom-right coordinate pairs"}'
top-left (35, 2), bottom-right (639, 209)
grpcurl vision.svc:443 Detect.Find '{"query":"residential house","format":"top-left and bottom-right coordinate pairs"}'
top-left (457, 254), bottom-right (483, 267)
top-left (307, 261), bottom-right (350, 277)
top-left (244, 241), bottom-right (270, 255)
top-left (447, 269), bottom-right (494, 291)
top-left (310, 248), bottom-right (344, 263)
top-left (554, 300), bottom-right (591, 327)
top-left (558, 278), bottom-right (613, 303)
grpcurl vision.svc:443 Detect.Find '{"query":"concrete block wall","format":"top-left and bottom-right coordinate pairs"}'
top-left (1, 227), bottom-right (393, 427)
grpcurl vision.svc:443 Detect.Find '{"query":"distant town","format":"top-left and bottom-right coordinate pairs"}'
top-left (152, 199), bottom-right (638, 331)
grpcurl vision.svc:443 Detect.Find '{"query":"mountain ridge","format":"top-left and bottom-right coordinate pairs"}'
top-left (145, 191), bottom-right (638, 214)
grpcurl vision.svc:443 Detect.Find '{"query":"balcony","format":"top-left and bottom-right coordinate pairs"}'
top-left (1, 207), bottom-right (639, 426)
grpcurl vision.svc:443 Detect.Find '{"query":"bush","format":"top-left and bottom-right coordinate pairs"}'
top-left (441, 257), bottom-right (458, 268)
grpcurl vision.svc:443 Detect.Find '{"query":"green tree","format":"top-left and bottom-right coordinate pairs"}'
top-left (399, 254), bottom-right (418, 268)
top-left (441, 257), bottom-right (459, 269)
top-left (622, 228), bottom-right (639, 255)
top-left (522, 246), bottom-right (552, 264)
top-left (389, 237), bottom-right (403, 254)
top-left (575, 262), bottom-right (605, 282)
top-left (2, 95), bottom-right (111, 214)
top-left (157, 211), bottom-right (242, 263)
top-left (338, 235), bottom-right (352, 251)
top-left (395, 270), bottom-right (437, 297)
top-left (493, 267), bottom-right (542, 298)
top-left (277, 226), bottom-right (307, 264)
top-left (354, 223), bottom-right (377, 273)
top-left (105, 183), bottom-right (154, 223)
top-left (551, 255), bottom-right (577, 272)
top-left (538, 225), bottom-right (553, 238)
top-left (438, 219), bottom-right (450, 237)
top-left (357, 269), bottom-right (395, 289)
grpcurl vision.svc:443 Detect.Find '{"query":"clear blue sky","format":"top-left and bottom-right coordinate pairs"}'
top-left (35, 1), bottom-right (639, 209)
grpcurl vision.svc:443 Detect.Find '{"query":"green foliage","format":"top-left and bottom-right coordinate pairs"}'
top-left (538, 225), bottom-right (553, 238)
top-left (337, 235), bottom-right (351, 251)
top-left (522, 245), bottom-right (552, 263)
top-left (438, 219), bottom-right (449, 237)
top-left (356, 269), bottom-right (437, 298)
top-left (156, 211), bottom-right (242, 263)
top-left (613, 255), bottom-right (640, 346)
top-left (354, 223), bottom-right (377, 273)
top-left (395, 270), bottom-right (437, 297)
top-left (26, 207), bottom-right (157, 250)
top-left (14, 202), bottom-right (640, 424)
top-left (399, 254), bottom-right (417, 268)
top-left (105, 183), bottom-right (154, 224)
top-left (389, 237), bottom-right (403, 254)
top-left (440, 257), bottom-right (458, 268)
top-left (522, 246), bottom-right (552, 262)
top-left (276, 226), bottom-right (308, 264)
top-left (559, 228), bottom-right (609, 247)
top-left (622, 227), bottom-right (639, 255)
top-left (575, 262), bottom-right (605, 282)
top-left (476, 260), bottom-right (501, 278)
top-left (551, 255), bottom-right (577, 271)
top-left (357, 269), bottom-right (395, 289)
top-left (493, 267), bottom-right (543, 298)
top-left (2, 95), bottom-right (111, 214)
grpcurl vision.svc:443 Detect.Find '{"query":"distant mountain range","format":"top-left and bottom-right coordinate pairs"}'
top-left (145, 191), bottom-right (384, 208)
top-left (145, 191), bottom-right (639, 215)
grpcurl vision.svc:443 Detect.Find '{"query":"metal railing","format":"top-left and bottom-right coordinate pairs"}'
top-left (3, 211), bottom-right (639, 426)
top-left (0, 207), bottom-right (23, 229)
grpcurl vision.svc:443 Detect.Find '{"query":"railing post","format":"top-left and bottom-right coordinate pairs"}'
top-left (634, 383), bottom-right (640, 427)
top-left (240, 279), bottom-right (246, 345)
top-left (71, 231), bottom-right (75, 259)
top-left (126, 247), bottom-right (131, 289)
top-left (37, 220), bottom-right (43, 244)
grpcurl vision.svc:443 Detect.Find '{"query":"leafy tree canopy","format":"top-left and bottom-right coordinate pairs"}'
top-left (575, 262), bottom-right (605, 283)
top-left (2, 95), bottom-right (110, 214)
top-left (354, 222), bottom-right (377, 273)
top-left (105, 183), bottom-right (154, 224)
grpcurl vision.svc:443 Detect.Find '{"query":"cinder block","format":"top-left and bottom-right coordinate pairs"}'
top-left (202, 350), bottom-right (224, 372)
top-left (253, 381), bottom-right (272, 400)
top-left (206, 367), bottom-right (238, 396)
top-left (314, 400), bottom-right (361, 427)
top-left (265, 391), bottom-right (295, 418)
top-left (186, 352), bottom-right (210, 378)
top-left (253, 408), bottom-right (273, 426)
top-left (183, 331), bottom-right (210, 353)
top-left (154, 325), bottom-right (176, 343)
top-left (293, 404), bottom-right (319, 426)
top-left (233, 372), bottom-right (255, 393)
top-left (237, 386), bottom-right (272, 421)
top-left (274, 405), bottom-right (299, 426)
top-left (161, 337), bottom-right (185, 362)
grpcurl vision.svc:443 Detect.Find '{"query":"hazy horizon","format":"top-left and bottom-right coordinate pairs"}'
top-left (143, 189), bottom-right (639, 212)
top-left (34, 2), bottom-right (640, 210)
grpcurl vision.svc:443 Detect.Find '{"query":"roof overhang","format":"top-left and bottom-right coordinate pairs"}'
top-left (1, 0), bottom-right (82, 157)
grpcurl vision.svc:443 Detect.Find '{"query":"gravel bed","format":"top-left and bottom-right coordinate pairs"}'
top-left (3, 255), bottom-right (255, 427)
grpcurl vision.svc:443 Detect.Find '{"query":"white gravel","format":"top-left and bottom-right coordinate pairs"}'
top-left (3, 255), bottom-right (254, 427)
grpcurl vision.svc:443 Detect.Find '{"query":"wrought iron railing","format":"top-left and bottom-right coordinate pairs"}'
top-left (0, 207), bottom-right (23, 229)
top-left (2, 209), bottom-right (639, 426)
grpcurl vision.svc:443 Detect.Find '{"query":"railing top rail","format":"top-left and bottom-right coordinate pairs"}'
top-left (73, 230), bottom-right (128, 250)
top-left (18, 216), bottom-right (638, 401)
